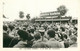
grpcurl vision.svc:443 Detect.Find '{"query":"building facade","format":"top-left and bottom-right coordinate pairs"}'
top-left (35, 11), bottom-right (72, 23)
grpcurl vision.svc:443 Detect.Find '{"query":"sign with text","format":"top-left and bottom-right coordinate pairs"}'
top-left (40, 11), bottom-right (60, 17)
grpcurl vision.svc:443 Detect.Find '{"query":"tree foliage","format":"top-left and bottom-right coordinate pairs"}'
top-left (26, 14), bottom-right (30, 20)
top-left (57, 5), bottom-right (67, 16)
top-left (19, 11), bottom-right (24, 18)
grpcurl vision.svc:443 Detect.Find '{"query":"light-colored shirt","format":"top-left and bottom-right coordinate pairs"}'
top-left (46, 38), bottom-right (63, 48)
top-left (69, 43), bottom-right (77, 48)
top-left (13, 41), bottom-right (27, 48)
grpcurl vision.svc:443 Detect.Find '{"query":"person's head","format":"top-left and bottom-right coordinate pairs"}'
top-left (34, 32), bottom-right (41, 40)
top-left (47, 30), bottom-right (55, 38)
top-left (8, 25), bottom-right (14, 31)
top-left (63, 34), bottom-right (68, 40)
top-left (23, 27), bottom-right (26, 30)
top-left (60, 27), bottom-right (65, 32)
top-left (39, 27), bottom-right (45, 36)
top-left (27, 29), bottom-right (31, 33)
top-left (17, 30), bottom-right (33, 41)
top-left (69, 35), bottom-right (77, 45)
top-left (74, 27), bottom-right (77, 32)
top-left (3, 25), bottom-right (9, 36)
top-left (3, 25), bottom-right (8, 31)
top-left (55, 28), bottom-right (58, 31)
top-left (30, 28), bottom-right (35, 33)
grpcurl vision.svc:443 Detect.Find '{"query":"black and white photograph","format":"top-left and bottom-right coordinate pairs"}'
top-left (2, 0), bottom-right (79, 49)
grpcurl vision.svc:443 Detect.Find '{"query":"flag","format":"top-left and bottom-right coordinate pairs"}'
top-left (3, 14), bottom-right (6, 18)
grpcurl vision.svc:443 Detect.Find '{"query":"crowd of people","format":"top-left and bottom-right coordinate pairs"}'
top-left (3, 21), bottom-right (77, 48)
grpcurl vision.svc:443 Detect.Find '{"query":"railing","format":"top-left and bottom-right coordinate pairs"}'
top-left (35, 17), bottom-right (71, 21)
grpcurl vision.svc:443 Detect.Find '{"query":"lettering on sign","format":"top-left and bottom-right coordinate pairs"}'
top-left (40, 11), bottom-right (60, 17)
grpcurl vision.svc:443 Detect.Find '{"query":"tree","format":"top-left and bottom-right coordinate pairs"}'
top-left (57, 5), bottom-right (67, 16)
top-left (26, 14), bottom-right (30, 20)
top-left (30, 17), bottom-right (36, 23)
top-left (19, 11), bottom-right (24, 18)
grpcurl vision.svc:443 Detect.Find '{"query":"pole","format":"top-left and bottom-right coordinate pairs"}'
top-left (3, 2), bottom-right (4, 15)
top-left (51, 16), bottom-right (53, 24)
top-left (59, 15), bottom-right (61, 26)
top-left (60, 16), bottom-right (61, 26)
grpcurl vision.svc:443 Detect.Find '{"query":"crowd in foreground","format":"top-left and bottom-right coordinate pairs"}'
top-left (3, 21), bottom-right (77, 48)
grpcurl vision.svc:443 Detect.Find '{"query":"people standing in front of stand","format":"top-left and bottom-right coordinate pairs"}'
top-left (3, 21), bottom-right (78, 48)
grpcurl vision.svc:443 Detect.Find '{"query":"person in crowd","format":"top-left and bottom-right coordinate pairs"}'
top-left (13, 30), bottom-right (33, 48)
top-left (30, 28), bottom-right (35, 37)
top-left (3, 25), bottom-right (19, 47)
top-left (63, 35), bottom-right (69, 48)
top-left (73, 27), bottom-right (77, 36)
top-left (8, 24), bottom-right (15, 31)
top-left (38, 27), bottom-right (48, 41)
top-left (32, 28), bottom-right (48, 48)
top-left (3, 25), bottom-right (13, 47)
top-left (32, 31), bottom-right (48, 48)
top-left (33, 32), bottom-right (41, 44)
top-left (45, 30), bottom-right (63, 48)
top-left (3, 21), bottom-right (77, 48)
top-left (69, 35), bottom-right (77, 47)
top-left (59, 27), bottom-right (67, 41)
top-left (32, 41), bottom-right (48, 48)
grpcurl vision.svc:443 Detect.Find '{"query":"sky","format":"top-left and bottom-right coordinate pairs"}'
top-left (3, 0), bottom-right (80, 21)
